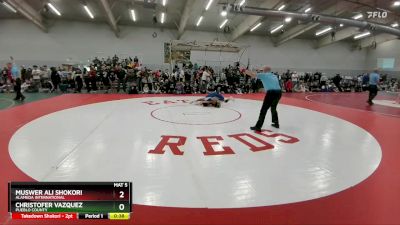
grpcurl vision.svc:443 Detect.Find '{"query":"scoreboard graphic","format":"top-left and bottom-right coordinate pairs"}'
top-left (8, 182), bottom-right (132, 220)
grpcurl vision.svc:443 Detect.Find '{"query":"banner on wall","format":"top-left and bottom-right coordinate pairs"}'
top-left (164, 42), bottom-right (190, 64)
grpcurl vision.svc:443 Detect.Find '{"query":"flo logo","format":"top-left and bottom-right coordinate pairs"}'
top-left (367, 11), bottom-right (388, 19)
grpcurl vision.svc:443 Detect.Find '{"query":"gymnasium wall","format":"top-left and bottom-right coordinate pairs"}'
top-left (188, 33), bottom-right (369, 75)
top-left (0, 19), bottom-right (380, 76)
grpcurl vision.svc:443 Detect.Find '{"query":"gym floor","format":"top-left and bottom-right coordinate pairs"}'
top-left (1, 92), bottom-right (400, 225)
top-left (0, 93), bottom-right (60, 110)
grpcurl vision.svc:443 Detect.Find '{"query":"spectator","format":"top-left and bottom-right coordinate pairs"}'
top-left (89, 66), bottom-right (97, 92)
top-left (50, 67), bottom-right (61, 92)
top-left (14, 75), bottom-right (25, 101)
top-left (153, 83), bottom-right (161, 94)
top-left (83, 67), bottom-right (91, 93)
top-left (320, 74), bottom-right (328, 88)
top-left (75, 74), bottom-right (83, 93)
top-left (148, 73), bottom-right (154, 91)
top-left (128, 83), bottom-right (139, 94)
top-left (2, 67), bottom-right (8, 84)
top-left (116, 65), bottom-right (126, 92)
top-left (20, 66), bottom-right (26, 82)
top-left (285, 79), bottom-right (293, 92)
top-left (176, 80), bottom-right (184, 94)
top-left (333, 74), bottom-right (343, 92)
top-left (143, 83), bottom-right (149, 94)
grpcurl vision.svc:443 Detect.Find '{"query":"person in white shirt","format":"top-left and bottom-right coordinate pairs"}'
top-left (141, 74), bottom-right (148, 91)
top-left (320, 74), bottom-right (328, 88)
top-left (172, 70), bottom-right (178, 79)
top-left (42, 66), bottom-right (51, 79)
top-left (179, 68), bottom-right (184, 81)
top-left (164, 69), bottom-right (170, 78)
top-left (32, 66), bottom-right (41, 80)
top-left (202, 69), bottom-right (209, 83)
top-left (291, 72), bottom-right (299, 83)
top-left (153, 83), bottom-right (161, 94)
top-left (220, 71), bottom-right (226, 82)
top-left (143, 83), bottom-right (149, 94)
top-left (148, 74), bottom-right (154, 91)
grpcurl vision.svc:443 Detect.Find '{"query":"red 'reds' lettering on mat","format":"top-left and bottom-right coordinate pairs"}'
top-left (163, 100), bottom-right (176, 104)
top-left (142, 101), bottom-right (160, 105)
top-left (257, 130), bottom-right (299, 144)
top-left (197, 136), bottom-right (235, 156)
top-left (176, 100), bottom-right (191, 103)
top-left (228, 133), bottom-right (274, 152)
top-left (148, 135), bottom-right (186, 155)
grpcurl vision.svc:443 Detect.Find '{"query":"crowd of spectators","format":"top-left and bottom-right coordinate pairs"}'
top-left (1, 56), bottom-right (261, 94)
top-left (1, 55), bottom-right (399, 95)
top-left (278, 70), bottom-right (397, 93)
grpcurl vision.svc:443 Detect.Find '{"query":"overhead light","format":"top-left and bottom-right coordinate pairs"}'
top-left (270, 24), bottom-right (284, 33)
top-left (205, 0), bottom-right (213, 11)
top-left (161, 12), bottom-right (165, 24)
top-left (339, 23), bottom-right (344, 27)
top-left (278, 4), bottom-right (286, 11)
top-left (304, 7), bottom-right (312, 13)
top-left (239, 0), bottom-right (245, 6)
top-left (221, 10), bottom-right (227, 17)
top-left (47, 3), bottom-right (61, 16)
top-left (354, 31), bottom-right (371, 39)
top-left (2, 1), bottom-right (17, 13)
top-left (83, 5), bottom-right (94, 19)
top-left (196, 16), bottom-right (203, 26)
top-left (315, 27), bottom-right (332, 36)
top-left (352, 14), bottom-right (363, 20)
top-left (250, 22), bottom-right (262, 32)
top-left (391, 22), bottom-right (399, 27)
top-left (130, 9), bottom-right (136, 22)
top-left (162, 0), bottom-right (166, 6)
top-left (284, 17), bottom-right (292, 23)
top-left (219, 19), bottom-right (228, 29)
top-left (394, 1), bottom-right (400, 6)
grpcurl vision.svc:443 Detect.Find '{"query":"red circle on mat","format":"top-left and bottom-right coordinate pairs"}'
top-left (150, 105), bottom-right (242, 125)
top-left (1, 93), bottom-right (399, 225)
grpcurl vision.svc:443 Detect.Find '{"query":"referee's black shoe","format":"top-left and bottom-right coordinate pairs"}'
top-left (250, 126), bottom-right (262, 132)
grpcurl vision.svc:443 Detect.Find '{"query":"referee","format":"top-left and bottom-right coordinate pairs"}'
top-left (242, 66), bottom-right (282, 131)
top-left (10, 57), bottom-right (25, 101)
top-left (367, 68), bottom-right (380, 105)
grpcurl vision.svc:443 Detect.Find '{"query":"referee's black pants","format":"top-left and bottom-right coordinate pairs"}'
top-left (14, 78), bottom-right (25, 101)
top-left (255, 90), bottom-right (282, 129)
top-left (368, 85), bottom-right (378, 102)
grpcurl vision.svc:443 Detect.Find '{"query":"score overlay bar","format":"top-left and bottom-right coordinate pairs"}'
top-left (9, 182), bottom-right (132, 220)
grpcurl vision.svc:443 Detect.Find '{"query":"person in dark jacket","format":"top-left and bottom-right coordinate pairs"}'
top-left (50, 67), bottom-right (61, 92)
top-left (333, 74), bottom-right (343, 92)
top-left (116, 65), bottom-right (126, 92)
top-left (75, 75), bottom-right (83, 93)
top-left (13, 76), bottom-right (25, 101)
